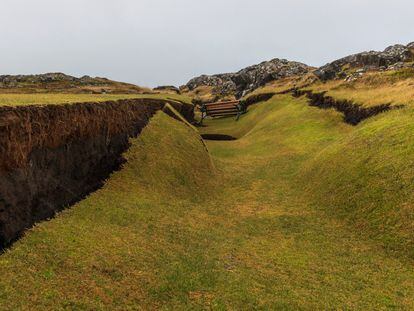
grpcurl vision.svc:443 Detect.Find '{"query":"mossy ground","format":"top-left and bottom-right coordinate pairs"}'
top-left (1, 94), bottom-right (414, 309)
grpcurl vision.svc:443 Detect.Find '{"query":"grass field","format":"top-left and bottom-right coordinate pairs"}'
top-left (1, 95), bottom-right (414, 309)
top-left (0, 93), bottom-right (191, 106)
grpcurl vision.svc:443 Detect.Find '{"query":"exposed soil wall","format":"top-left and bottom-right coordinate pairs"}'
top-left (242, 92), bottom-right (276, 108)
top-left (292, 89), bottom-right (399, 125)
top-left (201, 134), bottom-right (237, 141)
top-left (0, 98), bottom-right (192, 248)
top-left (166, 98), bottom-right (195, 123)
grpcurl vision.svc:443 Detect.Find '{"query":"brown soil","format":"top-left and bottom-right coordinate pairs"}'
top-left (0, 98), bottom-right (193, 248)
top-left (201, 134), bottom-right (237, 141)
top-left (292, 89), bottom-right (401, 125)
top-left (242, 92), bottom-right (276, 107)
top-left (166, 98), bottom-right (195, 122)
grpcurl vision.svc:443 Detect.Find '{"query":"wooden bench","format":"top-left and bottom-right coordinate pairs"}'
top-left (199, 100), bottom-right (246, 124)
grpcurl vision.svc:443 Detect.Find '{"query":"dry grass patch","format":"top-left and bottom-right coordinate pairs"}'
top-left (306, 70), bottom-right (414, 108)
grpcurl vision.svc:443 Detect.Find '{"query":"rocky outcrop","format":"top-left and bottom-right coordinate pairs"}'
top-left (186, 59), bottom-right (312, 98)
top-left (0, 98), bottom-right (193, 248)
top-left (314, 43), bottom-right (414, 81)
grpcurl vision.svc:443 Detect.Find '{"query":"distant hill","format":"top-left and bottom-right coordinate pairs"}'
top-left (0, 73), bottom-right (152, 94)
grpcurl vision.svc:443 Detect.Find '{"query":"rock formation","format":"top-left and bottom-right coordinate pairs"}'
top-left (186, 59), bottom-right (312, 98)
top-left (314, 43), bottom-right (414, 81)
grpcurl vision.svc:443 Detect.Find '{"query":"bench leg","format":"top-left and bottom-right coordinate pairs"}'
top-left (199, 112), bottom-right (206, 125)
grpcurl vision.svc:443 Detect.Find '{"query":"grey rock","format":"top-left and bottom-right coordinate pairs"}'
top-left (314, 43), bottom-right (414, 81)
top-left (186, 58), bottom-right (312, 98)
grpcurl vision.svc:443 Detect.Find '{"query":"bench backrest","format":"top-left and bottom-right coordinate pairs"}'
top-left (204, 100), bottom-right (240, 117)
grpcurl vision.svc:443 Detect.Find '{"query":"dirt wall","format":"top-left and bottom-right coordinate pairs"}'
top-left (0, 98), bottom-right (193, 248)
top-left (292, 89), bottom-right (399, 125)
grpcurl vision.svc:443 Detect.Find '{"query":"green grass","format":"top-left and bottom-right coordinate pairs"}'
top-left (0, 93), bottom-right (191, 106)
top-left (1, 95), bottom-right (414, 309)
top-left (0, 111), bottom-right (217, 309)
top-left (300, 108), bottom-right (414, 257)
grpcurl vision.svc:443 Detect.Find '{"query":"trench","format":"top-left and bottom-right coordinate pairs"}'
top-left (201, 134), bottom-right (237, 141)
top-left (292, 89), bottom-right (402, 125)
top-left (0, 98), bottom-right (194, 249)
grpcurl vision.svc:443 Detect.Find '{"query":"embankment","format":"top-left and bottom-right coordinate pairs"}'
top-left (242, 92), bottom-right (276, 108)
top-left (292, 89), bottom-right (399, 125)
top-left (0, 98), bottom-right (193, 248)
top-left (299, 107), bottom-right (414, 257)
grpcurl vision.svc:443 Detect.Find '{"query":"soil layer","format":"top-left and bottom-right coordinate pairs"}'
top-left (0, 98), bottom-right (193, 248)
top-left (293, 89), bottom-right (399, 125)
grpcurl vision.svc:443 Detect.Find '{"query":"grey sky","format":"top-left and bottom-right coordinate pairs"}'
top-left (1, 0), bottom-right (413, 87)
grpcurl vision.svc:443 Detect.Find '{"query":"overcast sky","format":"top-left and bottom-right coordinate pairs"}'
top-left (1, 0), bottom-right (413, 87)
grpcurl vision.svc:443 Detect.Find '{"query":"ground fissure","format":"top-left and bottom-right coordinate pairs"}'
top-left (292, 89), bottom-right (402, 125)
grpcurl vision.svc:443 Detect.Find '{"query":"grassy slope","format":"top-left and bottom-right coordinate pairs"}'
top-left (244, 74), bottom-right (316, 97)
top-left (305, 69), bottom-right (414, 108)
top-left (0, 93), bottom-right (191, 106)
top-left (300, 107), bottom-right (414, 257)
top-left (204, 94), bottom-right (414, 258)
top-left (0, 112), bottom-right (216, 309)
top-left (1, 95), bottom-right (414, 309)
top-left (199, 95), bottom-right (414, 308)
